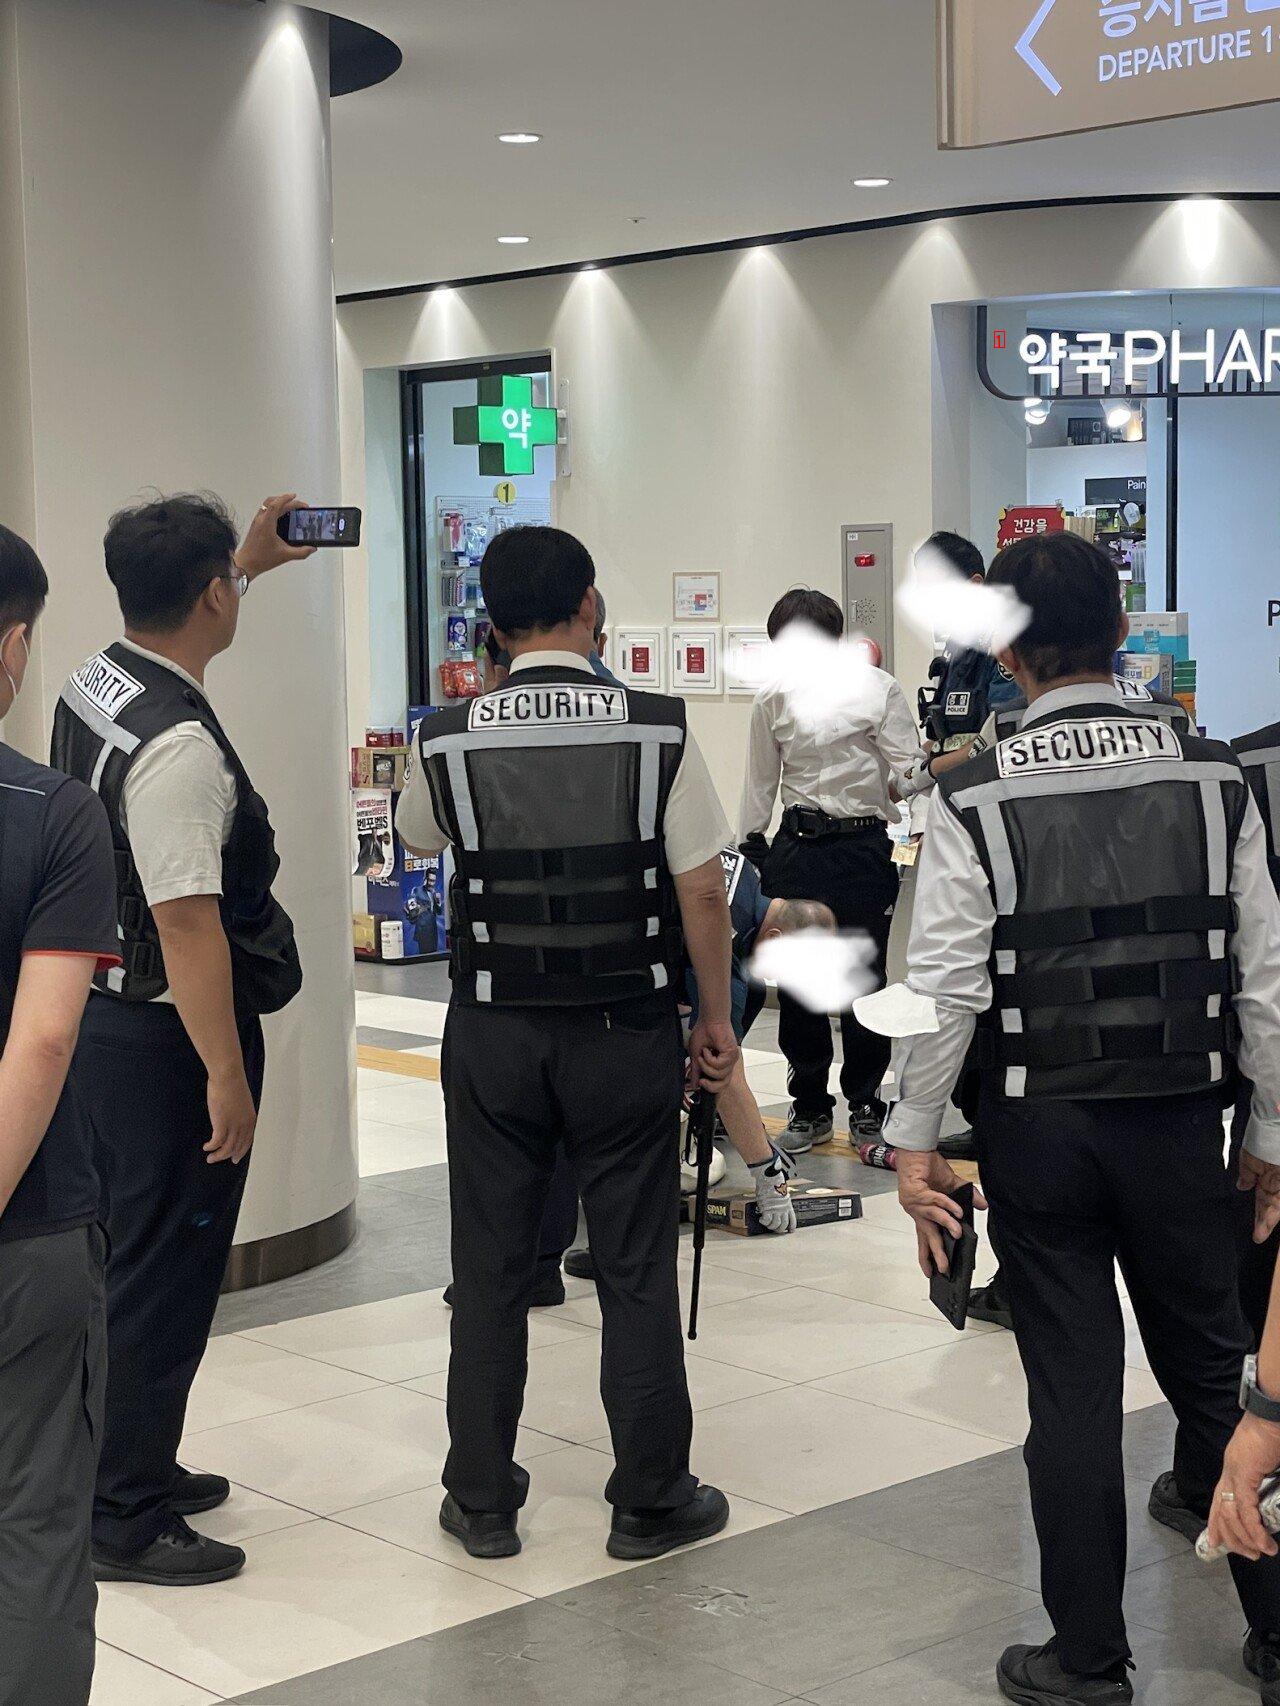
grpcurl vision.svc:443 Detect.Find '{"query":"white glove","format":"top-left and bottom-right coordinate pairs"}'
top-left (749, 1141), bottom-right (798, 1234)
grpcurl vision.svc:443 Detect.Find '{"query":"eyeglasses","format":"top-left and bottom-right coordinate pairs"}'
top-left (221, 572), bottom-right (249, 599)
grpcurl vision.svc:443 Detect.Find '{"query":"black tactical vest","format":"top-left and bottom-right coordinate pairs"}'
top-left (418, 667), bottom-right (686, 1006)
top-left (50, 643), bottom-right (302, 1016)
top-left (923, 646), bottom-right (1017, 749)
top-left (989, 676), bottom-right (1190, 744)
top-left (939, 698), bottom-right (1246, 1102)
top-left (1233, 721), bottom-right (1280, 893)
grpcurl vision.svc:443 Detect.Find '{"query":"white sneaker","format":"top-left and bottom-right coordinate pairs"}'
top-left (681, 1145), bottom-right (727, 1191)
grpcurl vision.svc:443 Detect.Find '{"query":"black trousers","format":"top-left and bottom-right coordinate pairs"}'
top-left (762, 822), bottom-right (898, 1115)
top-left (1230, 1082), bottom-right (1280, 1348)
top-left (0, 1225), bottom-right (105, 1706)
top-left (72, 997), bottom-right (264, 1556)
top-left (441, 996), bottom-right (696, 1515)
top-left (981, 1089), bottom-right (1280, 1677)
top-left (534, 1145), bottom-right (580, 1278)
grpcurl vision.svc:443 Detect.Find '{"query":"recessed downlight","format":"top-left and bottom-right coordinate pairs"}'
top-left (497, 235), bottom-right (530, 245)
top-left (853, 176), bottom-right (892, 188)
top-left (498, 131), bottom-right (542, 145)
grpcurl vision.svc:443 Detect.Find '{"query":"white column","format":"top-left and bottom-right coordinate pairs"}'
top-left (0, 0), bottom-right (357, 1274)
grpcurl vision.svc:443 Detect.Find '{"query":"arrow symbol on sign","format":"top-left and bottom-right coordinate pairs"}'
top-left (1016, 0), bottom-right (1062, 96)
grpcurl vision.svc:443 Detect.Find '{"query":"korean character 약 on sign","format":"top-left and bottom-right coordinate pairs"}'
top-left (1191, 0), bottom-right (1229, 20)
top-left (1020, 332), bottom-right (1071, 392)
top-left (1076, 332), bottom-right (1117, 387)
top-left (1143, 0), bottom-right (1183, 21)
top-left (1099, 0), bottom-right (1141, 35)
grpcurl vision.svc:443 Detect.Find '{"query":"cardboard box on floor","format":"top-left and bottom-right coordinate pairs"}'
top-left (682, 1182), bottom-right (863, 1236)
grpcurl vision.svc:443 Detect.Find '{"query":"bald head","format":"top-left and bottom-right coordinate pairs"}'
top-left (761, 897), bottom-right (838, 939)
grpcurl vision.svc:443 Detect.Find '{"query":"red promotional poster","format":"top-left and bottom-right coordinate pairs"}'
top-left (996, 506), bottom-right (1065, 552)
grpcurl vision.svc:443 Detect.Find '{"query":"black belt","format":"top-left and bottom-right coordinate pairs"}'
top-left (782, 806), bottom-right (882, 839)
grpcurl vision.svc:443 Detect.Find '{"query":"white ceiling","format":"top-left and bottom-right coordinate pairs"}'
top-left (329, 0), bottom-right (1280, 298)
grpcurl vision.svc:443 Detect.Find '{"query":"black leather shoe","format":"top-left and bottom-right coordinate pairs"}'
top-left (607, 1483), bottom-right (730, 1560)
top-left (170, 1466), bottom-right (232, 1516)
top-left (92, 1516), bottom-right (245, 1586)
top-left (969, 1277), bottom-right (1015, 1331)
top-left (439, 1492), bottom-right (520, 1558)
top-left (1147, 1471), bottom-right (1206, 1544)
top-left (444, 1274), bottom-right (567, 1309)
top-left (937, 1127), bottom-right (979, 1162)
top-left (563, 1247), bottom-right (597, 1282)
top-left (1244, 1628), bottom-right (1280, 1702)
top-left (997, 1641), bottom-right (1133, 1705)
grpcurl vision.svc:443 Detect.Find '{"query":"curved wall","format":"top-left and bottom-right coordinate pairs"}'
top-left (338, 196), bottom-right (1280, 806)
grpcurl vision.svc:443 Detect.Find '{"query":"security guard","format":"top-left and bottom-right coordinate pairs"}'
top-left (1151, 717), bottom-right (1280, 1548)
top-left (0, 528), bottom-right (119, 1706)
top-left (397, 524), bottom-right (735, 1563)
top-left (51, 493), bottom-right (308, 1586)
top-left (918, 531), bottom-right (1022, 750)
top-left (879, 532), bottom-right (1280, 1706)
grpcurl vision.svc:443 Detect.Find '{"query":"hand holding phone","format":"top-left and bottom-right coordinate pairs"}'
top-left (275, 506), bottom-right (362, 548)
top-left (928, 1181), bottom-right (979, 1331)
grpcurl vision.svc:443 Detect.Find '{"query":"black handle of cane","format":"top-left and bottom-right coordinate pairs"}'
top-left (687, 1090), bottom-right (718, 1342)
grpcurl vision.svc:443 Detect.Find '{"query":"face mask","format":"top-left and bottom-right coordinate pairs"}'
top-left (1, 627), bottom-right (29, 708)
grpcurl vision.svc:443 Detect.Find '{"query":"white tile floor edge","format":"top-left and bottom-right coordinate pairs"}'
top-left (87, 986), bottom-right (1170, 1704)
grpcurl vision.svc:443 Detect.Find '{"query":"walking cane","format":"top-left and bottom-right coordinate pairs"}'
top-left (686, 1089), bottom-right (719, 1342)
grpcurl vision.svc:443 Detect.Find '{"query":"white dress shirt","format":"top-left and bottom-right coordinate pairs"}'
top-left (396, 650), bottom-right (731, 876)
top-left (884, 682), bottom-right (1280, 1162)
top-left (737, 667), bottom-right (922, 841)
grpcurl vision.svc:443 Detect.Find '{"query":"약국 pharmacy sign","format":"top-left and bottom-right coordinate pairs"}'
top-left (939, 0), bottom-right (1280, 149)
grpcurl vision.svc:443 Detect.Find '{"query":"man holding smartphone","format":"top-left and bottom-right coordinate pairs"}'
top-left (51, 493), bottom-right (309, 1586)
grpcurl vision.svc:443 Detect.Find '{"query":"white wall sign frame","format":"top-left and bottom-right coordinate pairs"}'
top-left (672, 571), bottom-right (720, 621)
top-left (670, 625), bottom-right (721, 695)
top-left (616, 626), bottom-right (664, 689)
top-left (724, 626), bottom-right (771, 696)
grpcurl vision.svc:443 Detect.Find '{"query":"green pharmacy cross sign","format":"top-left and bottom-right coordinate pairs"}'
top-left (453, 375), bottom-right (558, 477)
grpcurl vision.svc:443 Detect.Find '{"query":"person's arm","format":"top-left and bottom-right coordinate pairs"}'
top-left (675, 857), bottom-right (738, 1092)
top-left (737, 694), bottom-right (782, 844)
top-left (883, 790), bottom-right (995, 1272)
top-left (121, 728), bottom-right (253, 1162)
top-left (1209, 1248), bottom-right (1280, 1561)
top-left (151, 896), bottom-right (255, 1164)
top-left (0, 956), bottom-right (97, 1216)
top-left (1230, 791), bottom-right (1280, 1238)
top-left (395, 745), bottom-right (450, 856)
top-left (877, 679), bottom-right (928, 794)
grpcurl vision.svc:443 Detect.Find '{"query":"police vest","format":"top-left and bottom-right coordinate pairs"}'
top-left (418, 667), bottom-right (686, 1006)
top-left (50, 643), bottom-right (302, 1016)
top-left (989, 677), bottom-right (1190, 744)
top-left (1232, 721), bottom-right (1280, 893)
top-left (926, 646), bottom-right (1017, 749)
top-left (939, 700), bottom-right (1246, 1102)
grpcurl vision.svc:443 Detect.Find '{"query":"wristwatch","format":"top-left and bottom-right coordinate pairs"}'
top-left (1241, 1355), bottom-right (1280, 1425)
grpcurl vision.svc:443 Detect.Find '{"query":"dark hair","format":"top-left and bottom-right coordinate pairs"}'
top-left (480, 526), bottom-right (595, 639)
top-left (926, 530), bottom-right (986, 582)
top-left (986, 533), bottom-right (1123, 684)
top-left (104, 493), bottom-right (239, 631)
top-left (0, 525), bottom-right (49, 631)
top-left (766, 588), bottom-right (844, 641)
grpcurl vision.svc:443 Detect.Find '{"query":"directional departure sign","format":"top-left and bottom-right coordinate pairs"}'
top-left (453, 375), bottom-right (558, 477)
top-left (939, 0), bottom-right (1280, 149)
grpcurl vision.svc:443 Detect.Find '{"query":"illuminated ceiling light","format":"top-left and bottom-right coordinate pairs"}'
top-left (1024, 397), bottom-right (1050, 425)
top-left (497, 235), bottom-right (530, 245)
top-left (498, 132), bottom-right (542, 145)
top-left (853, 176), bottom-right (892, 188)
top-left (1106, 401), bottom-right (1134, 430)
top-left (581, 262), bottom-right (597, 271)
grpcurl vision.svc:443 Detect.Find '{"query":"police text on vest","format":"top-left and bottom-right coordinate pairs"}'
top-left (997, 718), bottom-right (1180, 778)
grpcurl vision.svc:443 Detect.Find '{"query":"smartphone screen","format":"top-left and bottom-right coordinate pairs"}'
top-left (277, 506), bottom-right (362, 547)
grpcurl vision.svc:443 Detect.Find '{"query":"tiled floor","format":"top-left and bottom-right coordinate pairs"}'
top-left (87, 974), bottom-right (1244, 1706)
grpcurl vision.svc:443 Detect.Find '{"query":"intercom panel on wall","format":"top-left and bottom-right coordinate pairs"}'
top-left (841, 524), bottom-right (893, 673)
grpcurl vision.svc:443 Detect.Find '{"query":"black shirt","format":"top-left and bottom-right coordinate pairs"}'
top-left (0, 742), bottom-right (120, 1242)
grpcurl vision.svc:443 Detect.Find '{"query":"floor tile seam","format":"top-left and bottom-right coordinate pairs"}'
top-left (788, 1601), bottom-right (1050, 1699)
top-left (318, 1505), bottom-right (542, 1606)
top-left (95, 1638), bottom-right (229, 1701)
top-left (182, 1379), bottom-right (446, 1442)
top-left (195, 1330), bottom-right (409, 1385)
